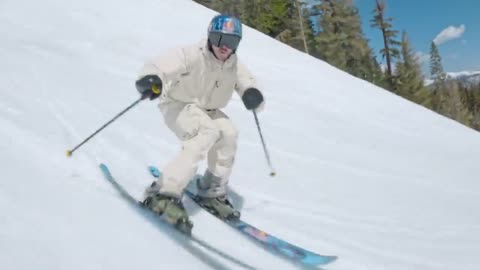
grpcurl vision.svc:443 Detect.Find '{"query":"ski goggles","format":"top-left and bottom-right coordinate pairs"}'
top-left (208, 32), bottom-right (241, 50)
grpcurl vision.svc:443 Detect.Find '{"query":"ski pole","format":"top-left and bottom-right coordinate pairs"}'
top-left (66, 96), bottom-right (143, 157)
top-left (253, 111), bottom-right (276, 177)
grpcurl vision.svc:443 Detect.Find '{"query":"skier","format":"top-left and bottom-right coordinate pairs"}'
top-left (135, 15), bottom-right (265, 231)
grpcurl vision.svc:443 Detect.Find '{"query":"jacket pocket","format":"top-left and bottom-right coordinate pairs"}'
top-left (172, 104), bottom-right (201, 141)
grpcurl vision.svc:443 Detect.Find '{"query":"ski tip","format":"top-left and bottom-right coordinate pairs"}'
top-left (99, 163), bottom-right (108, 171)
top-left (325, 255), bottom-right (338, 264)
top-left (148, 165), bottom-right (162, 178)
top-left (304, 255), bottom-right (338, 266)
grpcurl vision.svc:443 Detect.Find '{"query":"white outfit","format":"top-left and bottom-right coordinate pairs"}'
top-left (138, 39), bottom-right (264, 197)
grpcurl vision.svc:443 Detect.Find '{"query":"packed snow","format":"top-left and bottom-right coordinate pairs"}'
top-left (1, 0), bottom-right (479, 269)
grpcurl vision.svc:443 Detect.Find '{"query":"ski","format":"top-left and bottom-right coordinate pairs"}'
top-left (99, 163), bottom-right (258, 270)
top-left (148, 166), bottom-right (337, 267)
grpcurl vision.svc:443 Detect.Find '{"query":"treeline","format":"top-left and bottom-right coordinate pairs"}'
top-left (194, 0), bottom-right (480, 131)
top-left (429, 41), bottom-right (480, 129)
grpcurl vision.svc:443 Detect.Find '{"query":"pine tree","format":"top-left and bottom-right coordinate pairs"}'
top-left (395, 31), bottom-right (431, 106)
top-left (463, 82), bottom-right (480, 130)
top-left (438, 80), bottom-right (473, 126)
top-left (429, 41), bottom-right (446, 83)
top-left (313, 0), bottom-right (344, 66)
top-left (429, 41), bottom-right (447, 111)
top-left (277, 1), bottom-right (316, 53)
top-left (473, 84), bottom-right (480, 130)
top-left (294, 0), bottom-right (310, 53)
top-left (370, 0), bottom-right (400, 84)
top-left (314, 0), bottom-right (378, 81)
top-left (241, 0), bottom-right (285, 35)
top-left (359, 48), bottom-right (386, 87)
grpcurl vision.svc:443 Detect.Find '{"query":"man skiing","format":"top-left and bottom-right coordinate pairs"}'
top-left (135, 15), bottom-right (265, 232)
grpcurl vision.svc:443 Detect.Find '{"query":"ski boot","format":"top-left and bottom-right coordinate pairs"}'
top-left (142, 192), bottom-right (193, 235)
top-left (196, 195), bottom-right (240, 221)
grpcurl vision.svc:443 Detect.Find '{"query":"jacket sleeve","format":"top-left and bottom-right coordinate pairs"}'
top-left (235, 61), bottom-right (265, 111)
top-left (138, 48), bottom-right (189, 93)
top-left (235, 61), bottom-right (259, 97)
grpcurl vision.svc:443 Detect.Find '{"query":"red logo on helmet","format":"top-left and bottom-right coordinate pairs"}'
top-left (223, 20), bottom-right (235, 33)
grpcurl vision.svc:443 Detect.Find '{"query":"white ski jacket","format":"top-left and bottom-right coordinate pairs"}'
top-left (138, 39), bottom-right (261, 111)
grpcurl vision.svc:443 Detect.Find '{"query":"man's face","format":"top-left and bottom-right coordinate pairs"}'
top-left (212, 45), bottom-right (233, 61)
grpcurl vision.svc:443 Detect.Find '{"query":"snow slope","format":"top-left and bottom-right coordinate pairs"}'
top-left (1, 0), bottom-right (479, 269)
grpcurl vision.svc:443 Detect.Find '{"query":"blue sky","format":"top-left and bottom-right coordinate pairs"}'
top-left (308, 0), bottom-right (480, 75)
top-left (353, 0), bottom-right (480, 74)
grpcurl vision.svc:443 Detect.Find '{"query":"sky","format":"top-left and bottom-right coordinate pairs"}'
top-left (1, 0), bottom-right (480, 269)
top-left (352, 0), bottom-right (480, 75)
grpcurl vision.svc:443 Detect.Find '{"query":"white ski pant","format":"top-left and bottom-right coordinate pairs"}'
top-left (157, 103), bottom-right (238, 198)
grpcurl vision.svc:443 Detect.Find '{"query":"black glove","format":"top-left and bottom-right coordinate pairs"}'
top-left (136, 75), bottom-right (163, 100)
top-left (242, 88), bottom-right (264, 110)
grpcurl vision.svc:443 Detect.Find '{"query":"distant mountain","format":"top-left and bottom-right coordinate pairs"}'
top-left (425, 71), bottom-right (480, 86)
top-left (448, 71), bottom-right (480, 87)
top-left (425, 71), bottom-right (480, 87)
